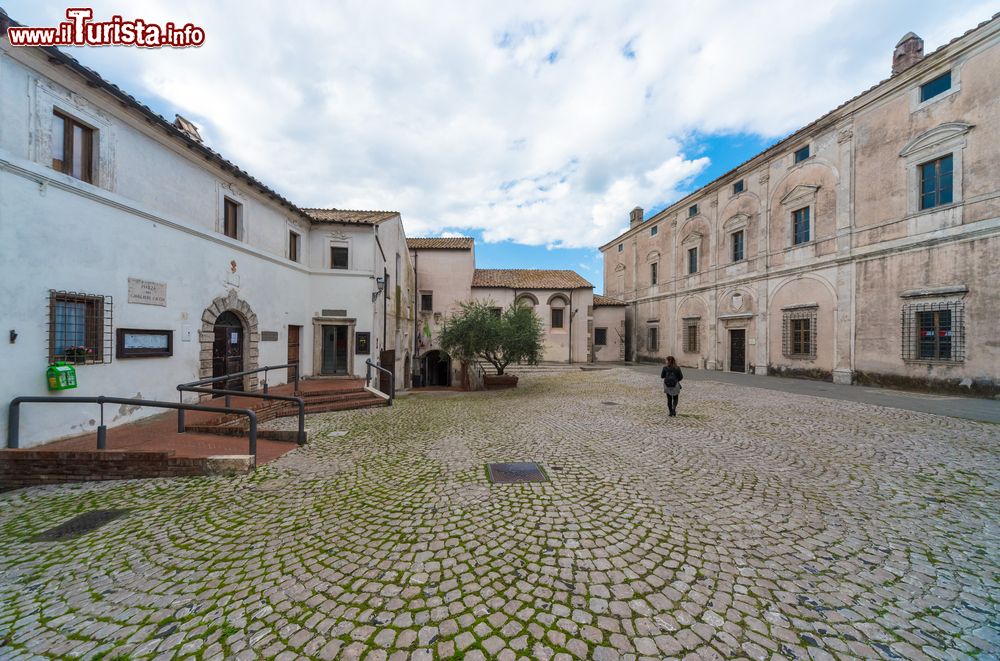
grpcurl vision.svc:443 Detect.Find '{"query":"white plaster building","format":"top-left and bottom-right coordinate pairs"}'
top-left (0, 18), bottom-right (413, 447)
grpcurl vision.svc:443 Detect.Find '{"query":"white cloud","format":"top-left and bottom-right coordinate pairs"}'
top-left (15, 0), bottom-right (996, 248)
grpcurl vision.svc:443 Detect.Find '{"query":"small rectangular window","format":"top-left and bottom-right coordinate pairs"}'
top-left (793, 145), bottom-right (810, 163)
top-left (617, 243), bottom-right (623, 252)
top-left (223, 198), bottom-right (240, 239)
top-left (650, 225), bottom-right (658, 236)
top-left (288, 230), bottom-right (300, 262)
top-left (490, 307), bottom-right (502, 318)
top-left (902, 301), bottom-right (964, 362)
top-left (732, 179), bottom-right (744, 194)
top-left (647, 327), bottom-right (659, 352)
top-left (920, 71), bottom-right (952, 102)
top-left (732, 230), bottom-right (745, 262)
top-left (420, 293), bottom-right (433, 312)
top-left (48, 291), bottom-right (112, 364)
top-left (793, 207), bottom-right (810, 245)
top-left (51, 110), bottom-right (94, 183)
top-left (688, 204), bottom-right (698, 217)
top-left (551, 308), bottom-right (564, 329)
top-left (683, 322), bottom-right (699, 353)
top-left (650, 262), bottom-right (658, 285)
top-left (919, 154), bottom-right (953, 210)
top-left (594, 328), bottom-right (607, 346)
top-left (782, 307), bottom-right (818, 359)
top-left (688, 247), bottom-right (698, 274)
top-left (917, 310), bottom-right (952, 360)
top-left (331, 246), bottom-right (349, 269)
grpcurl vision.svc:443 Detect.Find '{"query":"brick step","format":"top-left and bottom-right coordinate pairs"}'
top-left (300, 390), bottom-right (379, 404)
top-left (183, 426), bottom-right (305, 443)
top-left (303, 398), bottom-right (387, 414)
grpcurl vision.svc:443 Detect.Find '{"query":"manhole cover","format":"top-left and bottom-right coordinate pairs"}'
top-left (31, 509), bottom-right (130, 542)
top-left (487, 462), bottom-right (548, 484)
top-left (602, 401), bottom-right (620, 406)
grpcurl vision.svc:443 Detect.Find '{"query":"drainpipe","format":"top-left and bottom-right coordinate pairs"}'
top-left (413, 250), bottom-right (419, 381)
top-left (374, 226), bottom-right (387, 361)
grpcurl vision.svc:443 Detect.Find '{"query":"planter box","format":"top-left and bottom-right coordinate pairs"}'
top-left (484, 374), bottom-right (519, 390)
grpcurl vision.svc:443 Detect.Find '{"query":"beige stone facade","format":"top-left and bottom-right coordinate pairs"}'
top-left (601, 17), bottom-right (1000, 394)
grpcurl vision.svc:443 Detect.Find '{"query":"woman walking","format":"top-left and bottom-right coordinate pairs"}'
top-left (660, 356), bottom-right (683, 417)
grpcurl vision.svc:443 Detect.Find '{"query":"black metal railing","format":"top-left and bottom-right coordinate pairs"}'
top-left (7, 396), bottom-right (259, 468)
top-left (176, 363), bottom-right (305, 444)
top-left (365, 359), bottom-right (394, 405)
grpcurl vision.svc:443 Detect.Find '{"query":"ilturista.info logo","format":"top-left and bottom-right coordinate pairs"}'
top-left (6, 8), bottom-right (205, 48)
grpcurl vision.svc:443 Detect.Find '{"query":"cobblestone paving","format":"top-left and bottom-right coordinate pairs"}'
top-left (1, 368), bottom-right (998, 660)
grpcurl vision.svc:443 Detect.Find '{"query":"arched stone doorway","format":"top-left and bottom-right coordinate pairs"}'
top-left (200, 291), bottom-right (260, 391)
top-left (213, 311), bottom-right (244, 391)
top-left (423, 350), bottom-right (451, 387)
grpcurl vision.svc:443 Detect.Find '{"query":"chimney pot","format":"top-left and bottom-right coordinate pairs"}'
top-left (892, 32), bottom-right (924, 75)
top-left (629, 206), bottom-right (644, 228)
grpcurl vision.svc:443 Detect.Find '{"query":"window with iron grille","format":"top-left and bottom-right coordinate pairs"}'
top-left (420, 292), bottom-right (433, 312)
top-left (52, 110), bottom-right (95, 183)
top-left (647, 326), bottom-right (659, 352)
top-left (919, 154), bottom-right (953, 210)
top-left (48, 291), bottom-right (113, 365)
top-left (792, 207), bottom-right (810, 245)
top-left (731, 230), bottom-right (744, 262)
top-left (331, 245), bottom-right (349, 269)
top-left (551, 308), bottom-right (564, 329)
top-left (650, 262), bottom-right (658, 285)
top-left (901, 301), bottom-right (964, 362)
top-left (688, 247), bottom-right (698, 274)
top-left (683, 321), bottom-right (699, 353)
top-left (782, 307), bottom-right (817, 359)
top-left (594, 328), bottom-right (607, 346)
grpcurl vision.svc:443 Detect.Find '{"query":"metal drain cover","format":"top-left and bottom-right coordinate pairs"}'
top-left (602, 401), bottom-right (620, 406)
top-left (31, 509), bottom-right (130, 542)
top-left (487, 462), bottom-right (548, 484)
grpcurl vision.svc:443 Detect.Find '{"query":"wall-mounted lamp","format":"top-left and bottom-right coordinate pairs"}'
top-left (373, 276), bottom-right (386, 302)
top-left (9, 330), bottom-right (17, 344)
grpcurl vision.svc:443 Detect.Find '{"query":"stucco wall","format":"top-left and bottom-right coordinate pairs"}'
top-left (593, 307), bottom-right (625, 362)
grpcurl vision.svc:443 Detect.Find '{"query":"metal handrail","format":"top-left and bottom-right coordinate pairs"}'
top-left (178, 362), bottom-right (300, 395)
top-left (365, 359), bottom-right (394, 405)
top-left (176, 386), bottom-right (306, 445)
top-left (7, 396), bottom-right (259, 468)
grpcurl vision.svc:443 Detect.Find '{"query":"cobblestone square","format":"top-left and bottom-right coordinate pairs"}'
top-left (1, 368), bottom-right (997, 660)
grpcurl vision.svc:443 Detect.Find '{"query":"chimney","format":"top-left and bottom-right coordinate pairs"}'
top-left (629, 206), bottom-right (644, 228)
top-left (892, 32), bottom-right (924, 75)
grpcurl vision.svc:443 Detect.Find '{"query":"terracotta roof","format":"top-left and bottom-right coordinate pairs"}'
top-left (407, 237), bottom-right (475, 250)
top-left (472, 269), bottom-right (593, 289)
top-left (600, 11), bottom-right (1000, 251)
top-left (303, 208), bottom-right (399, 225)
top-left (594, 295), bottom-right (626, 307)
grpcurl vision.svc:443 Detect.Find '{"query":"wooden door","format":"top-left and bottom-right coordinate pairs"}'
top-left (287, 325), bottom-right (301, 382)
top-left (379, 349), bottom-right (395, 393)
top-left (212, 311), bottom-right (244, 391)
top-left (729, 329), bottom-right (746, 373)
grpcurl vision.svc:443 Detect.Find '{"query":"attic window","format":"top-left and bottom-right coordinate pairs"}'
top-left (920, 71), bottom-right (951, 102)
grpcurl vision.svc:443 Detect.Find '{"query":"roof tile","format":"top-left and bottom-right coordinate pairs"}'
top-left (407, 237), bottom-right (475, 249)
top-left (303, 208), bottom-right (399, 225)
top-left (594, 294), bottom-right (626, 306)
top-left (472, 269), bottom-right (592, 289)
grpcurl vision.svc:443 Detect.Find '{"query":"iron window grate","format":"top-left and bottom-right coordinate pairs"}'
top-left (901, 300), bottom-right (964, 362)
top-left (683, 321), bottom-right (699, 353)
top-left (782, 307), bottom-right (817, 359)
top-left (48, 290), bottom-right (113, 365)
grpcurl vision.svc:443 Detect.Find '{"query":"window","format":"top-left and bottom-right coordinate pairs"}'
top-left (331, 246), bottom-right (349, 269)
top-left (683, 322), bottom-right (699, 353)
top-left (48, 290), bottom-right (112, 364)
top-left (551, 308), bottom-right (564, 329)
top-left (650, 225), bottom-right (658, 236)
top-left (792, 207), bottom-right (810, 245)
top-left (919, 154), bottom-right (953, 210)
top-left (288, 230), bottom-right (300, 262)
top-left (51, 110), bottom-right (94, 183)
top-left (782, 307), bottom-right (817, 359)
top-left (902, 301), bottom-right (964, 362)
top-left (223, 198), bottom-right (240, 239)
top-left (647, 327), bottom-right (659, 352)
top-left (920, 71), bottom-right (951, 102)
top-left (594, 328), bottom-right (607, 346)
top-left (731, 230), bottom-right (745, 262)
top-left (650, 262), bottom-right (658, 285)
top-left (490, 307), bottom-right (503, 318)
top-left (617, 243), bottom-right (623, 253)
top-left (732, 179), bottom-right (744, 195)
top-left (420, 293), bottom-right (433, 312)
top-left (688, 204), bottom-right (698, 217)
top-left (793, 145), bottom-right (810, 163)
top-left (688, 247), bottom-right (698, 274)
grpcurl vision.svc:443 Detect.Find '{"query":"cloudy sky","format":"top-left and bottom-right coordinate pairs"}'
top-left (6, 1), bottom-right (995, 291)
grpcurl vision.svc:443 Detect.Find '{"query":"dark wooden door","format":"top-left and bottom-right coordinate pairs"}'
top-left (287, 325), bottom-right (301, 382)
top-left (730, 329), bottom-right (746, 373)
top-left (212, 311), bottom-right (244, 391)
top-left (379, 349), bottom-right (395, 393)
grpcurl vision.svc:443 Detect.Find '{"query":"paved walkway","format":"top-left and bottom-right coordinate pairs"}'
top-left (0, 368), bottom-right (997, 660)
top-left (629, 363), bottom-right (1000, 424)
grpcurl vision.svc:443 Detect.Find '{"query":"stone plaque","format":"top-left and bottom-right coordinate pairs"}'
top-left (260, 331), bottom-right (279, 341)
top-left (127, 278), bottom-right (166, 306)
top-left (322, 309), bottom-right (347, 317)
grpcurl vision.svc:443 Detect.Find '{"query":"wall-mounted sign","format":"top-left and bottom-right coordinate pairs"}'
top-left (355, 332), bottom-right (371, 355)
top-left (127, 278), bottom-right (167, 306)
top-left (260, 331), bottom-right (279, 341)
top-left (116, 328), bottom-right (173, 358)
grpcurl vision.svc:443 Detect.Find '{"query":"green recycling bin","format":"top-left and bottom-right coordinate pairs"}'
top-left (47, 362), bottom-right (78, 390)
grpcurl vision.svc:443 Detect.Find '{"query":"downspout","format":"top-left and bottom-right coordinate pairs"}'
top-left (413, 250), bottom-right (419, 378)
top-left (373, 225), bottom-right (387, 357)
top-left (568, 290), bottom-right (573, 364)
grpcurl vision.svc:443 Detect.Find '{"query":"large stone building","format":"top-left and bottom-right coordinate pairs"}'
top-left (601, 16), bottom-right (1000, 395)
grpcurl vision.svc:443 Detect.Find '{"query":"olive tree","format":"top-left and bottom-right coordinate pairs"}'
top-left (438, 300), bottom-right (544, 375)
